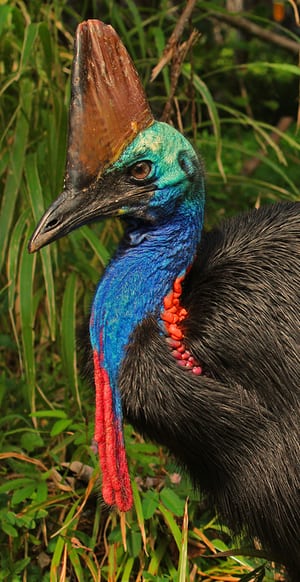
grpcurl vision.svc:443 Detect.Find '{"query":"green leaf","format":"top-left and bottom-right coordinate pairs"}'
top-left (50, 418), bottom-right (73, 437)
top-left (14, 557), bottom-right (31, 574)
top-left (14, 514), bottom-right (36, 529)
top-left (35, 481), bottom-right (48, 504)
top-left (45, 91), bottom-right (68, 197)
top-left (0, 478), bottom-right (34, 495)
top-left (12, 482), bottom-right (37, 505)
top-left (160, 488), bottom-right (185, 517)
top-left (35, 508), bottom-right (48, 519)
top-left (142, 489), bottom-right (160, 520)
top-left (50, 500), bottom-right (81, 580)
top-left (1, 522), bottom-right (18, 538)
top-left (247, 61), bottom-right (300, 78)
top-left (127, 528), bottom-right (142, 558)
top-left (20, 431), bottom-right (44, 453)
top-left (0, 5), bottom-right (12, 37)
top-left (31, 410), bottom-right (67, 419)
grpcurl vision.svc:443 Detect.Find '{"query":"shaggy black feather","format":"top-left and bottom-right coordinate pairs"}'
top-left (120, 201), bottom-right (300, 580)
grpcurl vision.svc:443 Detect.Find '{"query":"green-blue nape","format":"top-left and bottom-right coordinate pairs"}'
top-left (89, 121), bottom-right (206, 510)
top-left (111, 121), bottom-right (205, 219)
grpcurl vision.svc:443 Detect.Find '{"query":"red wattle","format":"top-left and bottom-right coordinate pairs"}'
top-left (162, 274), bottom-right (203, 375)
top-left (93, 349), bottom-right (133, 511)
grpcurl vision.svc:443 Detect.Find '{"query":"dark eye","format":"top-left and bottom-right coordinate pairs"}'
top-left (130, 161), bottom-right (152, 180)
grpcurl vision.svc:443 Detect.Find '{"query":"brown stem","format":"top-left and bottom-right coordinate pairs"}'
top-left (161, 30), bottom-right (200, 123)
top-left (209, 10), bottom-right (300, 54)
top-left (151, 0), bottom-right (197, 81)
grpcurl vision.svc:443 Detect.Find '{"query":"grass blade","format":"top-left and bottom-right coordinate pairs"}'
top-left (0, 78), bottom-right (33, 273)
top-left (7, 210), bottom-right (30, 370)
top-left (68, 545), bottom-right (84, 580)
top-left (147, 536), bottom-right (169, 576)
top-left (25, 153), bottom-right (56, 340)
top-left (132, 479), bottom-right (147, 553)
top-left (19, 223), bottom-right (37, 412)
top-left (183, 64), bottom-right (225, 181)
top-left (177, 498), bottom-right (189, 582)
top-left (158, 503), bottom-right (181, 550)
top-left (19, 23), bottom-right (40, 73)
top-left (121, 557), bottom-right (135, 581)
top-left (50, 536), bottom-right (65, 582)
top-left (126, 0), bottom-right (146, 59)
top-left (61, 272), bottom-right (81, 413)
top-left (81, 225), bottom-right (111, 267)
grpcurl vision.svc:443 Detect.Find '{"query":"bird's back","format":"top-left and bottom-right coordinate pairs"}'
top-left (121, 201), bottom-right (300, 578)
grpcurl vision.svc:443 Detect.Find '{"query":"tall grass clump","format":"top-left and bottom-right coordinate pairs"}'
top-left (0, 1), bottom-right (299, 580)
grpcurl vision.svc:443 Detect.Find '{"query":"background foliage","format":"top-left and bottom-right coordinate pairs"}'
top-left (0, 1), bottom-right (299, 580)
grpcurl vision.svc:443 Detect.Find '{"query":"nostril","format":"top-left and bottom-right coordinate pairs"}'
top-left (45, 218), bottom-right (59, 231)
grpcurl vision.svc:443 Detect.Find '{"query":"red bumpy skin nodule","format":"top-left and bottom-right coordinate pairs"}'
top-left (161, 275), bottom-right (203, 376)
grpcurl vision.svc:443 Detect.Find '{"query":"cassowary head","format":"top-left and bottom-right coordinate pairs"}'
top-left (29, 20), bottom-right (205, 253)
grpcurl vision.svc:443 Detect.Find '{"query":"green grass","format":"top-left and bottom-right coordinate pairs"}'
top-left (1, 1), bottom-right (299, 580)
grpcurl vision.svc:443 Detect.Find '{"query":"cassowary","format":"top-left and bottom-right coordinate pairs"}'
top-left (29, 21), bottom-right (300, 579)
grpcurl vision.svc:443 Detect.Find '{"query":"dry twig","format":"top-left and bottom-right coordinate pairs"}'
top-left (208, 9), bottom-right (300, 54)
top-left (151, 0), bottom-right (197, 81)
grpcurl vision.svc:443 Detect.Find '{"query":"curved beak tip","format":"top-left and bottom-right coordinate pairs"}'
top-left (28, 226), bottom-right (51, 254)
top-left (28, 193), bottom-right (68, 253)
top-left (28, 229), bottom-right (50, 253)
top-left (28, 239), bottom-right (36, 254)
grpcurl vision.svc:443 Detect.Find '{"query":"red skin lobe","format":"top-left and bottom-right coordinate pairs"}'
top-left (162, 275), bottom-right (203, 375)
top-left (94, 349), bottom-right (133, 511)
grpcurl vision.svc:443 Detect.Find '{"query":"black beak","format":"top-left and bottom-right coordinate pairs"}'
top-left (28, 190), bottom-right (74, 253)
top-left (28, 183), bottom-right (113, 253)
top-left (28, 19), bottom-right (153, 253)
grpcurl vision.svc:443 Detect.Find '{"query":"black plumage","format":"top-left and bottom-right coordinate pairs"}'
top-left (121, 202), bottom-right (300, 579)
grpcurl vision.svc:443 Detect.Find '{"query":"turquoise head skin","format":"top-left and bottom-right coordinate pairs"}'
top-left (111, 121), bottom-right (206, 221)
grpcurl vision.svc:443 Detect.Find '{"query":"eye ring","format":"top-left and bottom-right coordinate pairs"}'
top-left (130, 161), bottom-right (152, 181)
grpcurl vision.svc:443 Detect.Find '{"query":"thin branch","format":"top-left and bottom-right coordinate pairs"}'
top-left (287, 0), bottom-right (300, 27)
top-left (208, 9), bottom-right (300, 54)
top-left (151, 0), bottom-right (197, 81)
top-left (161, 30), bottom-right (200, 122)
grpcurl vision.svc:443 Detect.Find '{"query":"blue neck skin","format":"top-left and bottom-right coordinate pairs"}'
top-left (90, 197), bottom-right (204, 393)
